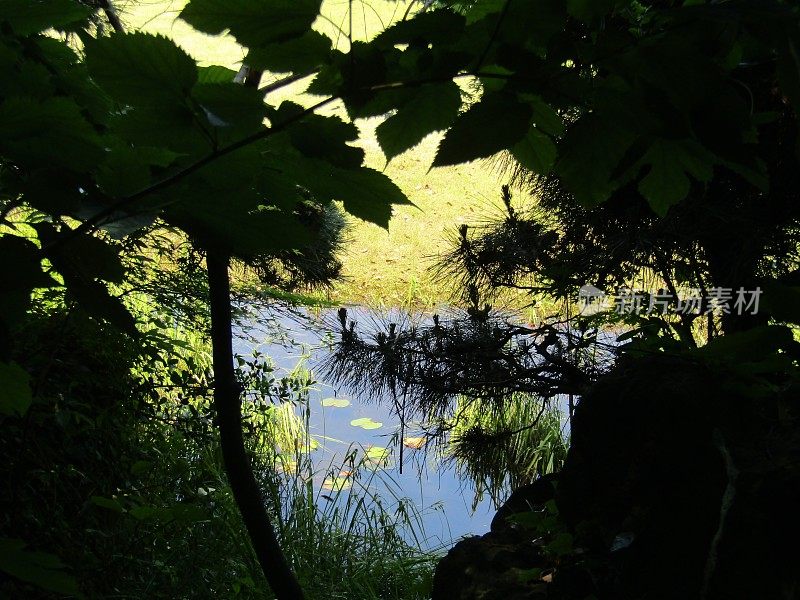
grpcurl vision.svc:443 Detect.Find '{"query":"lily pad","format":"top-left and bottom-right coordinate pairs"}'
top-left (403, 436), bottom-right (427, 449)
top-left (350, 417), bottom-right (383, 430)
top-left (321, 397), bottom-right (350, 408)
top-left (364, 446), bottom-right (391, 464)
top-left (322, 471), bottom-right (353, 491)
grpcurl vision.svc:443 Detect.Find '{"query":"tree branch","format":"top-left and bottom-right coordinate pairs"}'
top-left (207, 251), bottom-right (304, 600)
top-left (40, 95), bottom-right (337, 255)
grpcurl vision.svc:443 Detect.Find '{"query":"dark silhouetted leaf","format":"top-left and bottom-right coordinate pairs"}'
top-left (85, 33), bottom-right (197, 107)
top-left (555, 115), bottom-right (635, 205)
top-left (197, 65), bottom-right (238, 83)
top-left (0, 96), bottom-right (103, 171)
top-left (245, 31), bottom-right (332, 73)
top-left (0, 539), bottom-right (79, 595)
top-left (637, 139), bottom-right (715, 215)
top-left (179, 0), bottom-right (322, 47)
top-left (698, 325), bottom-right (796, 363)
top-left (274, 106), bottom-right (364, 167)
top-left (192, 82), bottom-right (268, 139)
top-left (0, 0), bottom-right (89, 35)
top-left (0, 362), bottom-right (32, 416)
top-left (374, 9), bottom-right (466, 46)
top-left (567, 0), bottom-right (621, 22)
top-left (511, 127), bottom-right (556, 174)
top-left (301, 162), bottom-right (410, 228)
top-left (524, 94), bottom-right (564, 136)
top-left (759, 282), bottom-right (800, 324)
top-left (433, 92), bottom-right (532, 167)
top-left (377, 81), bottom-right (462, 161)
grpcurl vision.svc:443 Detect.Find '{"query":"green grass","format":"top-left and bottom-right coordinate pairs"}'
top-left (118, 0), bottom-right (506, 309)
top-left (446, 393), bottom-right (569, 509)
top-left (234, 361), bottom-right (439, 599)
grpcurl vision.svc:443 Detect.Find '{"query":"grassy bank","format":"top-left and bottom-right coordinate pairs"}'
top-left (118, 0), bottom-right (506, 309)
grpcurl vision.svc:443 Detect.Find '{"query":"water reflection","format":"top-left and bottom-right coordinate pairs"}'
top-left (233, 306), bottom-right (496, 549)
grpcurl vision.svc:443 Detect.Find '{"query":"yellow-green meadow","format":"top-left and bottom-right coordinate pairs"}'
top-left (119, 0), bottom-right (506, 308)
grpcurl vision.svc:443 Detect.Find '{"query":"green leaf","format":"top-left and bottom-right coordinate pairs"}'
top-left (305, 62), bottom-right (344, 97)
top-left (322, 474), bottom-right (352, 491)
top-left (179, 0), bottom-right (322, 47)
top-left (85, 33), bottom-right (197, 107)
top-left (511, 127), bottom-right (556, 174)
top-left (0, 0), bottom-right (90, 35)
top-left (258, 152), bottom-right (410, 228)
top-left (481, 0), bottom-right (566, 50)
top-left (161, 150), bottom-right (316, 255)
top-left (376, 82), bottom-right (462, 161)
top-left (192, 82), bottom-right (268, 140)
top-left (638, 146), bottom-right (690, 215)
top-left (96, 145), bottom-right (153, 198)
top-left (464, 0), bottom-right (506, 24)
top-left (350, 417), bottom-right (383, 430)
top-left (760, 282), bottom-right (800, 324)
top-left (129, 505), bottom-right (172, 521)
top-left (197, 65), bottom-right (238, 83)
top-left (524, 94), bottom-right (564, 137)
top-left (0, 362), bottom-right (33, 416)
top-left (309, 164), bottom-right (410, 228)
top-left (346, 87), bottom-right (414, 119)
top-left (130, 460), bottom-right (152, 475)
top-left (555, 115), bottom-right (635, 206)
top-left (37, 225), bottom-right (136, 334)
top-left (517, 567), bottom-right (544, 583)
top-left (0, 235), bottom-right (57, 291)
top-left (245, 31), bottom-right (331, 73)
top-left (567, 0), bottom-right (619, 22)
top-left (171, 503), bottom-right (208, 522)
top-left (91, 496), bottom-right (125, 513)
top-left (374, 9), bottom-right (466, 46)
top-left (0, 235), bottom-right (56, 344)
top-left (477, 64), bottom-right (514, 93)
top-left (364, 446), bottom-right (390, 462)
top-left (698, 325), bottom-right (795, 363)
top-left (546, 532), bottom-right (574, 557)
top-left (39, 227), bottom-right (125, 284)
top-left (0, 96), bottom-right (103, 171)
top-left (433, 92), bottom-right (532, 167)
top-left (66, 277), bottom-right (137, 334)
top-left (637, 139), bottom-right (715, 215)
top-left (321, 397), bottom-right (350, 408)
top-left (109, 104), bottom-right (212, 156)
top-left (277, 106), bottom-right (364, 168)
top-left (0, 539), bottom-right (80, 596)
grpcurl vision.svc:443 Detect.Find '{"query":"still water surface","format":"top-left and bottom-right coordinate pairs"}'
top-left (234, 306), bottom-right (496, 550)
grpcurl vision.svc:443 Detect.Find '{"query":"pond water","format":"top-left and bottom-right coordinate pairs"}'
top-left (233, 305), bottom-right (498, 550)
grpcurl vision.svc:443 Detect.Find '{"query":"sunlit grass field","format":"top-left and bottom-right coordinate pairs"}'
top-left (118, 0), bottom-right (508, 309)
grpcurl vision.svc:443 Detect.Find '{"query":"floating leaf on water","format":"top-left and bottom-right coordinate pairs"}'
top-left (403, 436), bottom-right (427, 449)
top-left (322, 474), bottom-right (352, 491)
top-left (364, 446), bottom-right (391, 464)
top-left (321, 397), bottom-right (350, 408)
top-left (350, 417), bottom-right (383, 430)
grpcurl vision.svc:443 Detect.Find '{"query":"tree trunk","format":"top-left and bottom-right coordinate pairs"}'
top-left (206, 251), bottom-right (305, 600)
